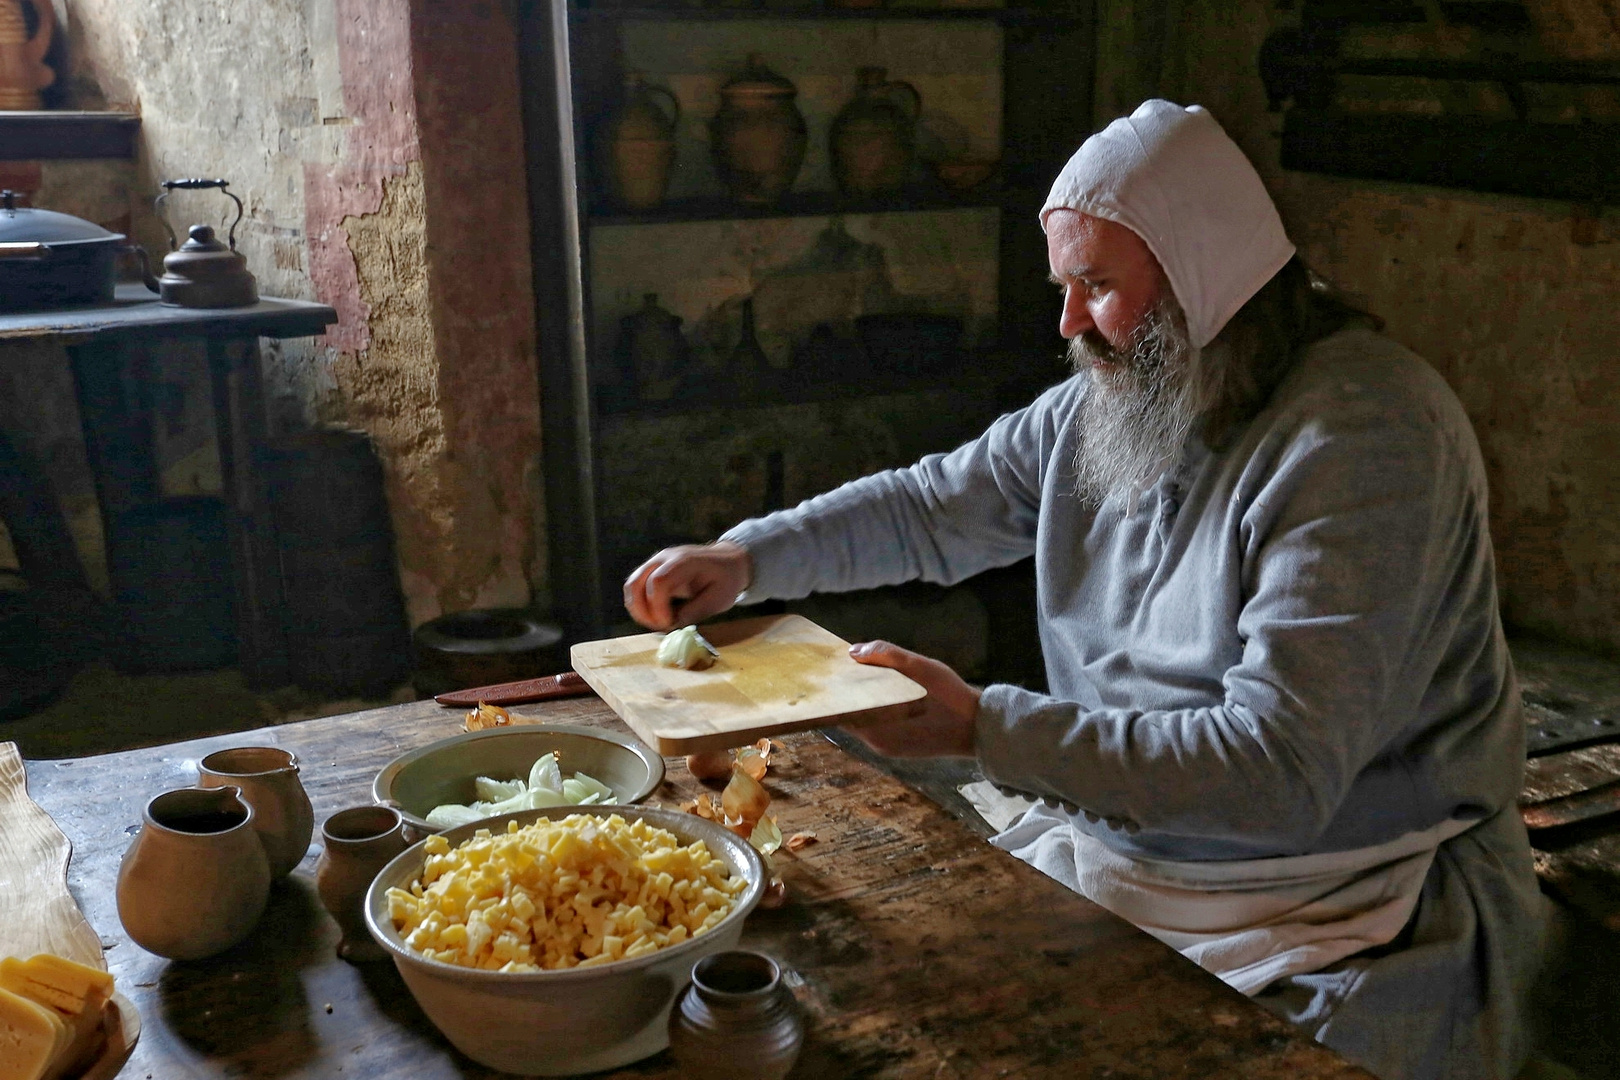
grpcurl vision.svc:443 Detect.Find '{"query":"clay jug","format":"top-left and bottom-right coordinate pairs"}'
top-left (829, 67), bottom-right (921, 199)
top-left (116, 785), bottom-right (272, 960)
top-left (315, 805), bottom-right (407, 963)
top-left (198, 746), bottom-right (315, 878)
top-left (615, 293), bottom-right (690, 401)
top-left (669, 951), bottom-right (804, 1080)
top-left (0, 0), bottom-right (53, 111)
top-left (727, 295), bottom-right (771, 400)
top-left (603, 72), bottom-right (680, 211)
top-left (710, 55), bottom-right (807, 206)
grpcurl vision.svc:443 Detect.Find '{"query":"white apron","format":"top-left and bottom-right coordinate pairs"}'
top-left (983, 796), bottom-right (1478, 996)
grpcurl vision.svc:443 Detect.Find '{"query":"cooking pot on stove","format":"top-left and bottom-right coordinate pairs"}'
top-left (0, 190), bottom-right (159, 313)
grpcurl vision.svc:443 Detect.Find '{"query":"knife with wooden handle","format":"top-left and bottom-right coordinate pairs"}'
top-left (434, 671), bottom-right (594, 707)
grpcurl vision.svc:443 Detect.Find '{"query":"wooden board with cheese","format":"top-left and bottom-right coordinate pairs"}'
top-left (0, 741), bottom-right (139, 1079)
top-left (570, 614), bottom-right (927, 755)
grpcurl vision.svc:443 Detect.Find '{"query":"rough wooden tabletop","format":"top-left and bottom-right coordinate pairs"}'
top-left (1515, 634), bottom-right (1620, 932)
top-left (19, 696), bottom-right (1373, 1080)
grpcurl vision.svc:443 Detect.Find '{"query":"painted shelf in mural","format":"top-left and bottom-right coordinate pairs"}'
top-left (588, 186), bottom-right (1005, 225)
top-left (1280, 109), bottom-right (1620, 203)
top-left (570, 5), bottom-right (1085, 28)
top-left (0, 112), bottom-right (140, 161)
top-left (595, 353), bottom-right (1064, 421)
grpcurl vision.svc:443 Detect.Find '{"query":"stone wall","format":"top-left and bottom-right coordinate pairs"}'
top-left (2, 0), bottom-right (543, 626)
top-left (1095, 0), bottom-right (1620, 655)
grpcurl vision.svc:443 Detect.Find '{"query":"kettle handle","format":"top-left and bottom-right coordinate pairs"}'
top-left (883, 79), bottom-right (922, 123)
top-left (155, 179), bottom-right (246, 251)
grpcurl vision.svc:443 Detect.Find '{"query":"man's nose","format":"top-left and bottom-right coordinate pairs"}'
top-left (1059, 287), bottom-right (1094, 340)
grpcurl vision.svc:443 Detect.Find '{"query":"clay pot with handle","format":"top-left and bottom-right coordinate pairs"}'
top-left (829, 67), bottom-right (921, 199)
top-left (710, 54), bottom-right (807, 206)
top-left (603, 72), bottom-right (681, 211)
top-left (197, 746), bottom-right (315, 878)
top-left (116, 785), bottom-right (272, 960)
top-left (0, 0), bottom-right (54, 111)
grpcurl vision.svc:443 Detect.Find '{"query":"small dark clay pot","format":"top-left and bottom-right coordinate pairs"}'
top-left (668, 950), bottom-right (803, 1080)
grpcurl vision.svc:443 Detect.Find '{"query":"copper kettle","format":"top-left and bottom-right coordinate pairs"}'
top-left (154, 179), bottom-right (259, 308)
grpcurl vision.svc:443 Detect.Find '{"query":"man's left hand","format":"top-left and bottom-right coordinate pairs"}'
top-left (844, 641), bottom-right (980, 758)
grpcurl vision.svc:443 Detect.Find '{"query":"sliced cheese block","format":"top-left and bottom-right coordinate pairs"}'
top-left (0, 986), bottom-right (64, 1080)
top-left (0, 956), bottom-right (113, 1016)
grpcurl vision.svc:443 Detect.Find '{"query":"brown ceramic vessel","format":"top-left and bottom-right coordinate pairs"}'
top-left (0, 0), bottom-right (54, 110)
top-left (710, 54), bottom-right (807, 206)
top-left (829, 67), bottom-right (921, 199)
top-left (316, 805), bottom-right (407, 963)
top-left (604, 72), bottom-right (681, 210)
top-left (668, 950), bottom-right (804, 1080)
top-left (115, 785), bottom-right (272, 960)
top-left (198, 746), bottom-right (315, 878)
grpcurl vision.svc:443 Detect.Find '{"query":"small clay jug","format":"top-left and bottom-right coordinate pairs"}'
top-left (615, 293), bottom-right (690, 401)
top-left (0, 0), bottom-right (54, 111)
top-left (197, 746), bottom-right (315, 878)
top-left (710, 55), bottom-right (807, 206)
top-left (116, 786), bottom-right (272, 960)
top-left (603, 72), bottom-right (680, 211)
top-left (669, 951), bottom-right (804, 1080)
top-left (829, 67), bottom-right (921, 199)
top-left (727, 295), bottom-right (771, 400)
top-left (315, 805), bottom-right (407, 963)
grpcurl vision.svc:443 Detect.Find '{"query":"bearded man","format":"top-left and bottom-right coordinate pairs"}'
top-left (623, 101), bottom-right (1544, 1080)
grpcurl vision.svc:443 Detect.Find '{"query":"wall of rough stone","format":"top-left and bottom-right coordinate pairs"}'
top-left (3, 0), bottom-right (543, 627)
top-left (1096, 0), bottom-right (1620, 655)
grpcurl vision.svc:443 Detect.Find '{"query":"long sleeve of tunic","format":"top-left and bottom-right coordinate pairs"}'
top-left (721, 327), bottom-right (1526, 863)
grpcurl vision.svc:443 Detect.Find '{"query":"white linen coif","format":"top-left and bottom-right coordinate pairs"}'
top-left (1041, 99), bottom-right (1296, 348)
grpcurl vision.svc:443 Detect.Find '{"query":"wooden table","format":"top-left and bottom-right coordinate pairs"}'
top-left (17, 696), bottom-right (1373, 1079)
top-left (0, 285), bottom-right (337, 687)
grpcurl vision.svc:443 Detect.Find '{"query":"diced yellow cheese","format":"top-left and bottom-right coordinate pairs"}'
top-left (0, 986), bottom-right (64, 1080)
top-left (0, 955), bottom-right (113, 1016)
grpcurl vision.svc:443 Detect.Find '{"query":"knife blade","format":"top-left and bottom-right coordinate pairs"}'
top-left (434, 671), bottom-right (593, 707)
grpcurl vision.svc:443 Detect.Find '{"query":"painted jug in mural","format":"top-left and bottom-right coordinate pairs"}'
top-left (829, 67), bottom-right (921, 199)
top-left (604, 72), bottom-right (680, 211)
top-left (0, 0), bottom-right (53, 110)
top-left (710, 54), bottom-right (806, 206)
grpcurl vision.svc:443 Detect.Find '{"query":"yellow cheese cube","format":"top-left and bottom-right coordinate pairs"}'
top-left (0, 955), bottom-right (113, 1017)
top-left (0, 986), bottom-right (65, 1080)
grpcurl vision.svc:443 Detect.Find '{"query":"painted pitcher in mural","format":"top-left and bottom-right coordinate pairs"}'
top-left (0, 0), bottom-right (53, 110)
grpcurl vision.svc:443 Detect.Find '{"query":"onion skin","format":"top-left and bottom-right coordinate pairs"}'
top-left (685, 750), bottom-right (733, 782)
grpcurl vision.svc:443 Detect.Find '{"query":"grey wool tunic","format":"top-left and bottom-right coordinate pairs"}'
top-left (721, 327), bottom-right (1544, 1080)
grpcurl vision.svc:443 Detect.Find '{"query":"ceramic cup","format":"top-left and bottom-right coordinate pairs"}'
top-left (116, 785), bottom-right (272, 960)
top-left (315, 805), bottom-right (407, 962)
top-left (197, 746), bottom-right (315, 878)
top-left (668, 950), bottom-right (804, 1080)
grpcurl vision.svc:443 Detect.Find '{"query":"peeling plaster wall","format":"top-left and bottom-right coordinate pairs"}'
top-left (1130, 1), bottom-right (1620, 653)
top-left (12, 0), bottom-right (543, 628)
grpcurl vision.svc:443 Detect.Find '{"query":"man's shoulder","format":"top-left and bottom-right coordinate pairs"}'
top-left (1269, 327), bottom-right (1473, 444)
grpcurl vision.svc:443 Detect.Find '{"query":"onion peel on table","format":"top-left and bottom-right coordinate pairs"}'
top-left (682, 761), bottom-right (789, 904)
top-left (464, 702), bottom-right (513, 732)
top-left (685, 738), bottom-right (775, 783)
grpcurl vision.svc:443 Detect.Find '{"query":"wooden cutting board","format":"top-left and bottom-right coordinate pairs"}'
top-left (570, 614), bottom-right (927, 754)
top-left (1, 741), bottom-right (141, 1077)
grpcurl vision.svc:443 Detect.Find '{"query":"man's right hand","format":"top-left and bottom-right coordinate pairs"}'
top-left (622, 542), bottom-right (753, 631)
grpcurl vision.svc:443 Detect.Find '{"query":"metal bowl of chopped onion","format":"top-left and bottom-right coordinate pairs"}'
top-left (373, 724), bottom-right (665, 839)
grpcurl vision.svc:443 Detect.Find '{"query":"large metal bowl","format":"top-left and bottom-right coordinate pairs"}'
top-left (372, 725), bottom-right (665, 837)
top-left (363, 805), bottom-right (764, 1076)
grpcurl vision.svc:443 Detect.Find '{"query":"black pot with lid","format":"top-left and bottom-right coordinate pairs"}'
top-left (155, 179), bottom-right (259, 309)
top-left (0, 190), bottom-right (159, 313)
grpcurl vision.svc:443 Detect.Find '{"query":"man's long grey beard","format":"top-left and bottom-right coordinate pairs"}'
top-left (1068, 296), bottom-right (1222, 509)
